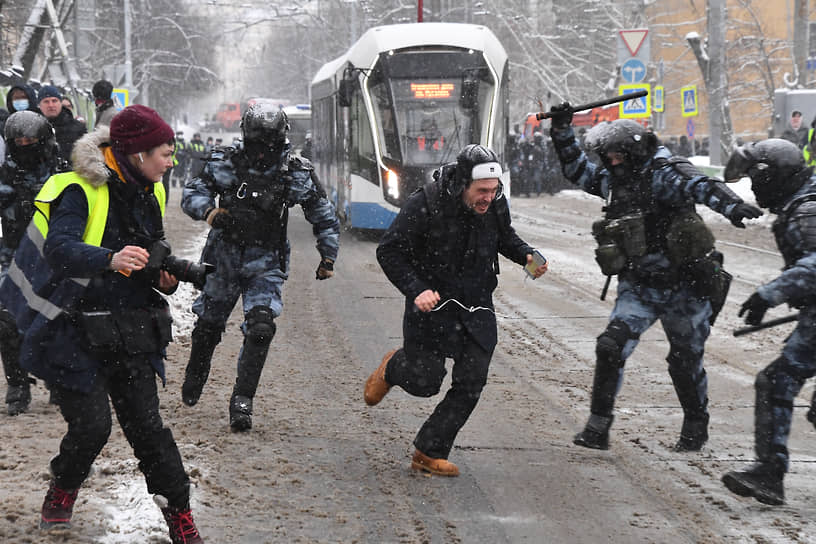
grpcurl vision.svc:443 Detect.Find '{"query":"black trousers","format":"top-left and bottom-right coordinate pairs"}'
top-left (51, 354), bottom-right (189, 508)
top-left (385, 331), bottom-right (494, 459)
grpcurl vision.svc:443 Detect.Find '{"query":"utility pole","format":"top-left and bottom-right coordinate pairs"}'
top-left (707, 0), bottom-right (726, 165)
top-left (124, 0), bottom-right (133, 89)
top-left (793, 0), bottom-right (807, 86)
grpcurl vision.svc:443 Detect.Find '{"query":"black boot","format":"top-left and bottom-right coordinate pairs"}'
top-left (668, 352), bottom-right (709, 452)
top-left (182, 323), bottom-right (222, 406)
top-left (229, 341), bottom-right (267, 431)
top-left (229, 309), bottom-right (274, 432)
top-left (674, 413), bottom-right (709, 452)
top-left (2, 326), bottom-right (30, 416)
top-left (722, 460), bottom-right (785, 505)
top-left (573, 414), bottom-right (613, 450)
top-left (229, 393), bottom-right (253, 432)
top-left (6, 382), bottom-right (31, 416)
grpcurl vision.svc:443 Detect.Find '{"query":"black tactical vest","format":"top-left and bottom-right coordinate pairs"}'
top-left (219, 152), bottom-right (290, 247)
top-left (604, 159), bottom-right (695, 256)
top-left (773, 193), bottom-right (816, 268)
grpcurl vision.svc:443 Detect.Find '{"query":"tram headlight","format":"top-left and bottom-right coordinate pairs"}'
top-left (385, 168), bottom-right (399, 199)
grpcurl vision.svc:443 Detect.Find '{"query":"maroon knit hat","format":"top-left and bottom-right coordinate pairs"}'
top-left (110, 104), bottom-right (174, 155)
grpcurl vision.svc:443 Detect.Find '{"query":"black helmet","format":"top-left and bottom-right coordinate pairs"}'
top-left (724, 138), bottom-right (811, 209)
top-left (452, 144), bottom-right (500, 194)
top-left (585, 119), bottom-right (657, 171)
top-left (4, 110), bottom-right (57, 167)
top-left (241, 104), bottom-right (289, 146)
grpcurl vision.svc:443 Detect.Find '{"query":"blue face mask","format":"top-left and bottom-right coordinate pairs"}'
top-left (12, 99), bottom-right (29, 111)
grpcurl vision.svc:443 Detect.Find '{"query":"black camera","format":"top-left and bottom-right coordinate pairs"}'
top-left (145, 239), bottom-right (214, 290)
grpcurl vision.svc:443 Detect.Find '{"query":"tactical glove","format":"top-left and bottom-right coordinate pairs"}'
top-left (548, 102), bottom-right (574, 131)
top-left (316, 258), bottom-right (334, 280)
top-left (728, 202), bottom-right (763, 228)
top-left (738, 292), bottom-right (770, 326)
top-left (206, 207), bottom-right (232, 230)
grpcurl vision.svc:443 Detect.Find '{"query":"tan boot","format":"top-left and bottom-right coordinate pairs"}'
top-left (411, 449), bottom-right (460, 477)
top-left (364, 349), bottom-right (396, 406)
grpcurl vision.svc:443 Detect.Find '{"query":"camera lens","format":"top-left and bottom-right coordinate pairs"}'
top-left (162, 256), bottom-right (214, 290)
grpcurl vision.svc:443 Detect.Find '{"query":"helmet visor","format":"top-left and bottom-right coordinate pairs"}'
top-left (723, 150), bottom-right (754, 183)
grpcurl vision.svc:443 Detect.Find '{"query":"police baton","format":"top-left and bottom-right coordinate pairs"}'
top-left (536, 90), bottom-right (649, 121)
top-left (733, 314), bottom-right (799, 337)
top-left (600, 275), bottom-right (612, 301)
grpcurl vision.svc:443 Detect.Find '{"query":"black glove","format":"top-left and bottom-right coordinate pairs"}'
top-left (316, 258), bottom-right (334, 280)
top-left (548, 102), bottom-right (574, 130)
top-left (728, 202), bottom-right (763, 228)
top-left (738, 292), bottom-right (770, 326)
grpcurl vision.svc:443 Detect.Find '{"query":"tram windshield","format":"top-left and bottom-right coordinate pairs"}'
top-left (368, 50), bottom-right (495, 166)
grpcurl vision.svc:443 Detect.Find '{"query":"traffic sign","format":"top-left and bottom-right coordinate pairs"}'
top-left (112, 88), bottom-right (129, 111)
top-left (681, 85), bottom-right (698, 117)
top-left (687, 119), bottom-right (695, 139)
top-left (621, 58), bottom-right (647, 83)
top-left (653, 85), bottom-right (664, 112)
top-left (619, 29), bottom-right (649, 56)
top-left (619, 84), bottom-right (651, 119)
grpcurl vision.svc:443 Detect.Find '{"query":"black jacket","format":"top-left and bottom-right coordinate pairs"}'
top-left (377, 178), bottom-right (533, 351)
top-left (49, 108), bottom-right (87, 165)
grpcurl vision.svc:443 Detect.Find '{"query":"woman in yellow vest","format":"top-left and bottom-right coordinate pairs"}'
top-left (0, 105), bottom-right (205, 543)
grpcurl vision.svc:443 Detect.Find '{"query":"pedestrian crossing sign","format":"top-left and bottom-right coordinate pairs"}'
top-left (653, 85), bottom-right (664, 113)
top-left (111, 88), bottom-right (129, 112)
top-left (619, 84), bottom-right (651, 119)
top-left (681, 85), bottom-right (698, 117)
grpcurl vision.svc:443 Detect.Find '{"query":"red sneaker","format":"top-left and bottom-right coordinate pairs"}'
top-left (161, 505), bottom-right (204, 544)
top-left (40, 481), bottom-right (78, 530)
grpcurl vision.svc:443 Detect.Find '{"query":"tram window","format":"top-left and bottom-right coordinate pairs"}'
top-left (370, 79), bottom-right (401, 160)
top-left (492, 66), bottom-right (510, 166)
top-left (350, 88), bottom-right (378, 184)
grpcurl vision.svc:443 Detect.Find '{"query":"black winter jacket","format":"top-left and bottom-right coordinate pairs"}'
top-left (49, 108), bottom-right (87, 165)
top-left (377, 179), bottom-right (533, 352)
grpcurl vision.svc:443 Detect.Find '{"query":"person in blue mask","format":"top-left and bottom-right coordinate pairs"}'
top-left (1, 83), bottom-right (40, 136)
top-left (5, 84), bottom-right (39, 115)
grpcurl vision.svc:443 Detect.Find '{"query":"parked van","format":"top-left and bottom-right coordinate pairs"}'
top-left (215, 102), bottom-right (241, 131)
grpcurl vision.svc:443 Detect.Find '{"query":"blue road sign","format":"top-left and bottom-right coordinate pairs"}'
top-left (111, 88), bottom-right (129, 112)
top-left (619, 84), bottom-right (650, 118)
top-left (687, 119), bottom-right (695, 139)
top-left (621, 58), bottom-right (647, 83)
top-left (681, 85), bottom-right (698, 117)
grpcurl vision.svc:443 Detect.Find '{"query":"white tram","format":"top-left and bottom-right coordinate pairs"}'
top-left (311, 23), bottom-right (510, 229)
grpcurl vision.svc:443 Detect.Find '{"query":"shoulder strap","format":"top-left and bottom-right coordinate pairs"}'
top-left (781, 192), bottom-right (816, 219)
top-left (652, 155), bottom-right (703, 180)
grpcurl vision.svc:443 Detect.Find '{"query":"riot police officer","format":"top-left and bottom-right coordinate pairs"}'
top-left (0, 111), bottom-right (66, 415)
top-left (181, 103), bottom-right (340, 431)
top-left (721, 139), bottom-right (816, 505)
top-left (548, 107), bottom-right (763, 452)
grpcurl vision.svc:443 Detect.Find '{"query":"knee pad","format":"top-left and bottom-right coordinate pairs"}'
top-left (596, 319), bottom-right (631, 367)
top-left (245, 307), bottom-right (276, 344)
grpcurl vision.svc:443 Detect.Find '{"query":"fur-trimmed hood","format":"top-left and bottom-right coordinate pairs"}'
top-left (70, 125), bottom-right (114, 187)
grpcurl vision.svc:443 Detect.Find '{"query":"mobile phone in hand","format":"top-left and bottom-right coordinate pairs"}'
top-left (525, 249), bottom-right (547, 279)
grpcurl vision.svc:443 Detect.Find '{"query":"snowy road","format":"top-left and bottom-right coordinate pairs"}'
top-left (2, 188), bottom-right (816, 543)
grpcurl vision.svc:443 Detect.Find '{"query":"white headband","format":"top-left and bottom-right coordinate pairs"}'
top-left (471, 161), bottom-right (502, 180)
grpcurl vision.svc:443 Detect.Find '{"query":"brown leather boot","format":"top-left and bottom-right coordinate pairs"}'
top-left (364, 349), bottom-right (396, 406)
top-left (411, 449), bottom-right (460, 477)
